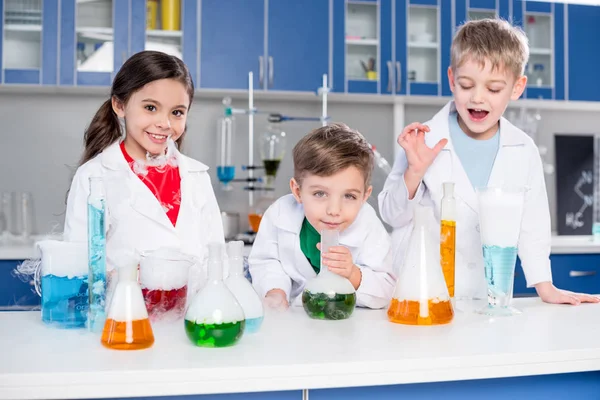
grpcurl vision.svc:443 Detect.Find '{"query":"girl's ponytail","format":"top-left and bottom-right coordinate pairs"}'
top-left (79, 99), bottom-right (122, 165)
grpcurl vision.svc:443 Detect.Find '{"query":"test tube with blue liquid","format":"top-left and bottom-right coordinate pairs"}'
top-left (217, 98), bottom-right (235, 191)
top-left (88, 177), bottom-right (107, 331)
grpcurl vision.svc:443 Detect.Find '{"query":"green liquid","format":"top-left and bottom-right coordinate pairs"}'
top-left (263, 159), bottom-right (281, 176)
top-left (302, 290), bottom-right (356, 320)
top-left (184, 320), bottom-right (245, 348)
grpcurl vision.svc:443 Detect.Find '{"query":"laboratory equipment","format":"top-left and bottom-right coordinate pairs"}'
top-left (476, 187), bottom-right (526, 317)
top-left (101, 255), bottom-right (154, 350)
top-left (260, 123), bottom-right (286, 188)
top-left (217, 98), bottom-right (236, 191)
top-left (248, 191), bottom-right (275, 233)
top-left (225, 241), bottom-right (264, 333)
top-left (302, 229), bottom-right (357, 320)
top-left (38, 240), bottom-right (88, 329)
top-left (593, 134), bottom-right (600, 242)
top-left (139, 248), bottom-right (194, 322)
top-left (88, 177), bottom-right (107, 332)
top-left (185, 243), bottom-right (245, 347)
top-left (388, 206), bottom-right (453, 325)
top-left (440, 182), bottom-right (456, 299)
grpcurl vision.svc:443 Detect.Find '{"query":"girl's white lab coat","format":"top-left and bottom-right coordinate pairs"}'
top-left (64, 141), bottom-right (224, 271)
top-left (378, 101), bottom-right (552, 299)
top-left (248, 194), bottom-right (396, 309)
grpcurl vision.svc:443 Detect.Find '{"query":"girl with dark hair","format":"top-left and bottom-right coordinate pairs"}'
top-left (64, 51), bottom-right (223, 291)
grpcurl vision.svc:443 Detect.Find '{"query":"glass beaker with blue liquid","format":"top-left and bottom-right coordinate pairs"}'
top-left (476, 187), bottom-right (526, 317)
top-left (38, 240), bottom-right (89, 328)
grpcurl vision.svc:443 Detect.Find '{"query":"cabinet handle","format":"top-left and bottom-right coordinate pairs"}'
top-left (569, 270), bottom-right (597, 277)
top-left (386, 61), bottom-right (393, 92)
top-left (396, 61), bottom-right (402, 93)
top-left (268, 56), bottom-right (274, 87)
top-left (259, 56), bottom-right (264, 87)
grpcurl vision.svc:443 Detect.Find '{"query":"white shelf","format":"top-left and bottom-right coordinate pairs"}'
top-left (530, 48), bottom-right (552, 56)
top-left (346, 38), bottom-right (378, 46)
top-left (4, 24), bottom-right (41, 32)
top-left (76, 27), bottom-right (182, 39)
top-left (348, 77), bottom-right (377, 82)
top-left (408, 42), bottom-right (438, 49)
top-left (147, 29), bottom-right (183, 38)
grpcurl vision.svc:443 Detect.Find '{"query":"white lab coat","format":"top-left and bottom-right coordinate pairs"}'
top-left (64, 141), bottom-right (224, 273)
top-left (248, 194), bottom-right (396, 309)
top-left (378, 101), bottom-right (552, 299)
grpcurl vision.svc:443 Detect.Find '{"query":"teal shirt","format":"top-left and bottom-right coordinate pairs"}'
top-left (448, 112), bottom-right (500, 190)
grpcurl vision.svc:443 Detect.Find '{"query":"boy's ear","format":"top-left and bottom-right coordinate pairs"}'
top-left (363, 185), bottom-right (373, 202)
top-left (447, 67), bottom-right (456, 94)
top-left (510, 75), bottom-right (527, 101)
top-left (290, 178), bottom-right (302, 203)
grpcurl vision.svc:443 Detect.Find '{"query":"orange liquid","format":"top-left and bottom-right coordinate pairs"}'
top-left (440, 220), bottom-right (456, 297)
top-left (100, 318), bottom-right (155, 350)
top-left (387, 298), bottom-right (454, 325)
top-left (248, 213), bottom-right (263, 233)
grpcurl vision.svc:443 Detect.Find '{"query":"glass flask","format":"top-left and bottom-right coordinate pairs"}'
top-left (88, 177), bottom-right (107, 332)
top-left (476, 187), bottom-right (526, 317)
top-left (101, 255), bottom-right (154, 350)
top-left (38, 240), bottom-right (89, 329)
top-left (139, 248), bottom-right (195, 322)
top-left (302, 229), bottom-right (357, 320)
top-left (260, 123), bottom-right (286, 188)
top-left (184, 243), bottom-right (246, 347)
top-left (225, 241), bottom-right (264, 333)
top-left (248, 191), bottom-right (275, 233)
top-left (388, 206), bottom-right (454, 325)
top-left (440, 182), bottom-right (456, 299)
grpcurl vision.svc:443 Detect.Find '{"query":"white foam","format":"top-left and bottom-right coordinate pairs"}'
top-left (139, 248), bottom-right (194, 290)
top-left (107, 281), bottom-right (149, 321)
top-left (392, 206), bottom-right (450, 302)
top-left (303, 268), bottom-right (355, 295)
top-left (478, 189), bottom-right (525, 247)
top-left (37, 240), bottom-right (88, 278)
top-left (185, 281), bottom-right (245, 325)
top-left (225, 275), bottom-right (264, 320)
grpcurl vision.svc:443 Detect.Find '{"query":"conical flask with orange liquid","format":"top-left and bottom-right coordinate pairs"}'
top-left (101, 255), bottom-right (154, 350)
top-left (388, 205), bottom-right (454, 325)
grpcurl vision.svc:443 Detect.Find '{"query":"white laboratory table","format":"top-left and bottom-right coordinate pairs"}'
top-left (1, 298), bottom-right (600, 400)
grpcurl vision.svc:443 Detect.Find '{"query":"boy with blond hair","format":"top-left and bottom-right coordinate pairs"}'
top-left (379, 18), bottom-right (599, 305)
top-left (249, 123), bottom-right (396, 310)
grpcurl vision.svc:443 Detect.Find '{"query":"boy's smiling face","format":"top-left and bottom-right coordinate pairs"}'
top-left (448, 58), bottom-right (527, 140)
top-left (290, 166), bottom-right (372, 233)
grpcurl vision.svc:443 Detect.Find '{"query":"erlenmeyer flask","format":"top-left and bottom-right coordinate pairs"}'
top-left (388, 206), bottom-right (454, 325)
top-left (101, 256), bottom-right (154, 350)
top-left (225, 241), bottom-right (264, 333)
top-left (185, 243), bottom-right (245, 347)
top-left (302, 229), bottom-right (356, 320)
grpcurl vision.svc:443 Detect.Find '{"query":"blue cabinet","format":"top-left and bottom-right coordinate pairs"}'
top-left (567, 4), bottom-right (600, 102)
top-left (200, 0), bottom-right (264, 90)
top-left (0, 260), bottom-right (40, 308)
top-left (514, 254), bottom-right (600, 296)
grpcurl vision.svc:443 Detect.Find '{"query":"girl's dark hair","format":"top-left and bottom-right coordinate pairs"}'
top-left (80, 51), bottom-right (194, 165)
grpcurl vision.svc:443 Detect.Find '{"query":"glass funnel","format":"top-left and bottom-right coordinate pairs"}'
top-left (260, 123), bottom-right (286, 188)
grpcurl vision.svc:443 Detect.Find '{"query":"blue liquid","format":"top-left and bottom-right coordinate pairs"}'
top-left (483, 245), bottom-right (518, 307)
top-left (217, 165), bottom-right (235, 184)
top-left (88, 202), bottom-right (106, 332)
top-left (245, 316), bottom-right (264, 333)
top-left (41, 274), bottom-right (88, 328)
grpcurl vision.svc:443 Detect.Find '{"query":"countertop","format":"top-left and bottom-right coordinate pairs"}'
top-left (1, 298), bottom-right (600, 399)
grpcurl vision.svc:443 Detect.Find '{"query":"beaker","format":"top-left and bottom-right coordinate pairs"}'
top-left (225, 241), bottom-right (264, 333)
top-left (388, 206), bottom-right (453, 325)
top-left (139, 248), bottom-right (194, 322)
top-left (101, 256), bottom-right (154, 350)
top-left (440, 182), bottom-right (456, 299)
top-left (38, 240), bottom-right (89, 329)
top-left (476, 187), bottom-right (526, 317)
top-left (260, 123), bottom-right (286, 188)
top-left (302, 229), bottom-right (356, 320)
top-left (217, 98), bottom-right (235, 191)
top-left (185, 243), bottom-right (245, 347)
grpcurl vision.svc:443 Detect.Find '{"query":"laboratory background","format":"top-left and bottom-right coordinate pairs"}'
top-left (1, 0), bottom-right (600, 399)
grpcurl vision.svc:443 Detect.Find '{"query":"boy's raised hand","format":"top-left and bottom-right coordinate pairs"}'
top-left (398, 122), bottom-right (448, 179)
